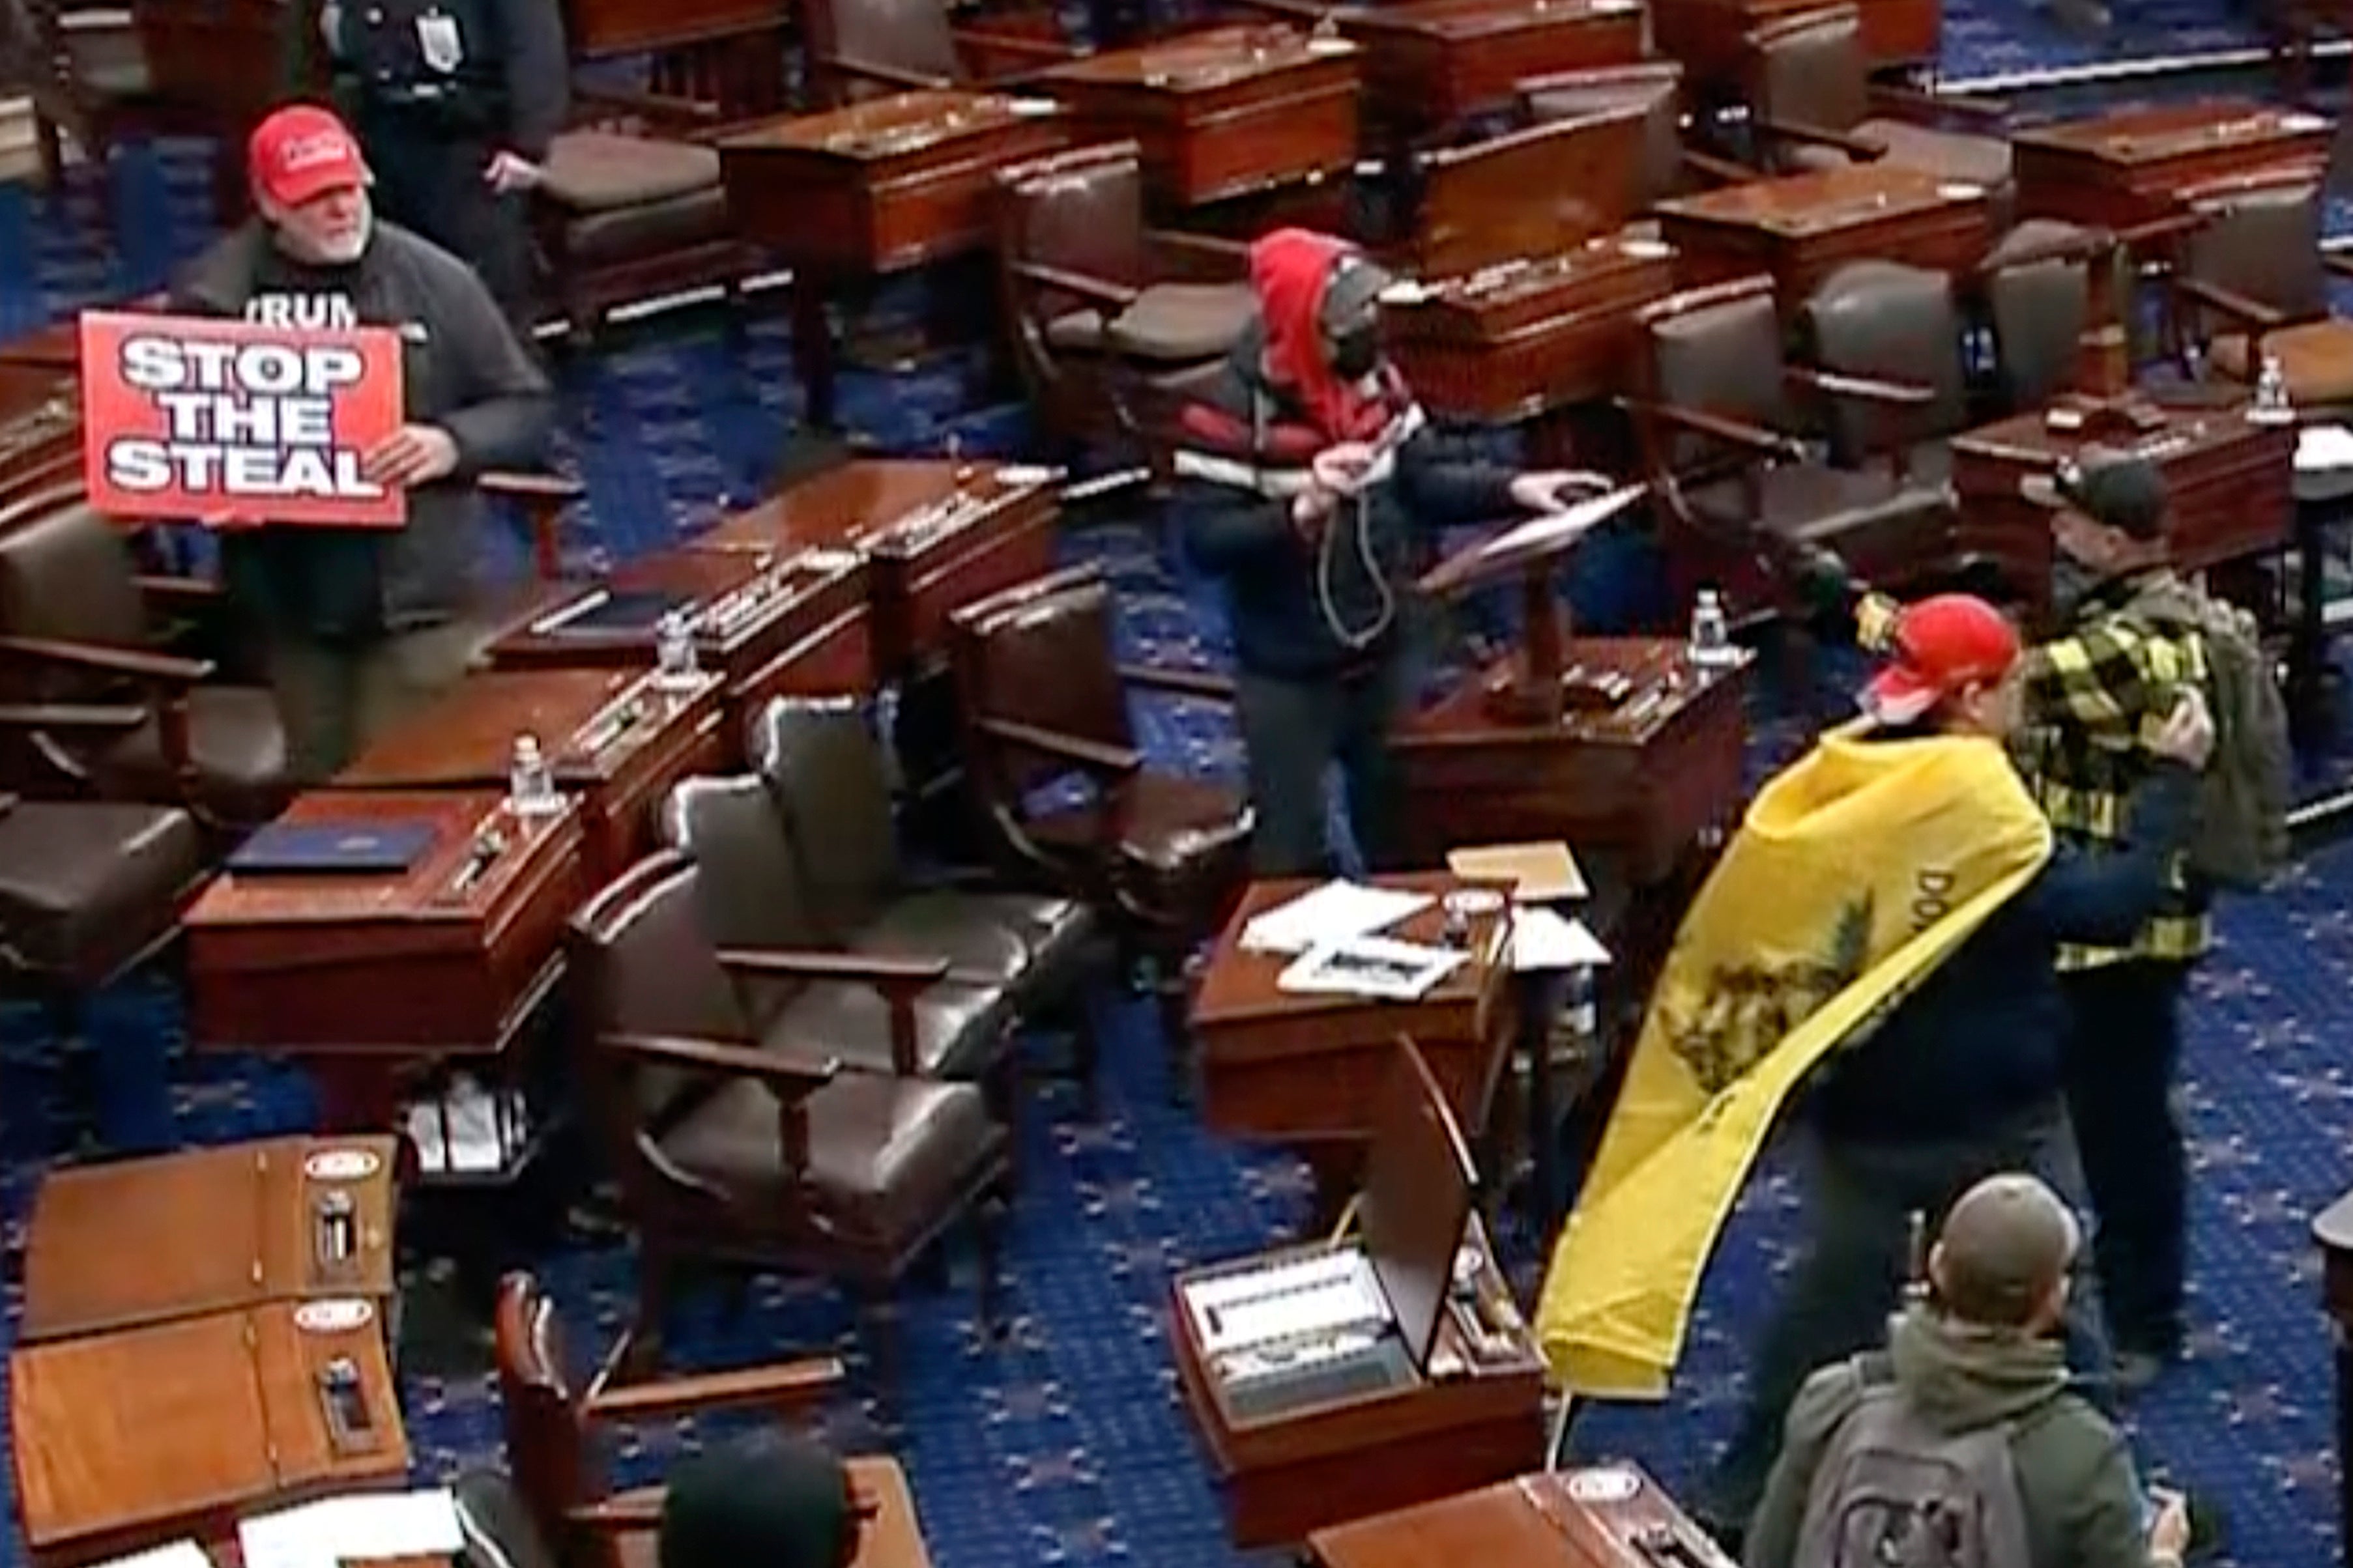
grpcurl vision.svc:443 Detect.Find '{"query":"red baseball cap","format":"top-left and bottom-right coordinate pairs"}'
top-left (1862, 594), bottom-right (2021, 724)
top-left (248, 104), bottom-right (369, 208)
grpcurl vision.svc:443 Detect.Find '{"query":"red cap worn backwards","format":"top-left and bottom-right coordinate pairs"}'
top-left (1862, 593), bottom-right (2022, 725)
top-left (248, 104), bottom-right (369, 208)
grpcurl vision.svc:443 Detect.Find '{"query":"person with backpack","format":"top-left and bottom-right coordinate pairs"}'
top-left (1696, 593), bottom-right (2217, 1543)
top-left (2019, 453), bottom-right (2288, 1392)
top-left (1744, 1171), bottom-right (2197, 1568)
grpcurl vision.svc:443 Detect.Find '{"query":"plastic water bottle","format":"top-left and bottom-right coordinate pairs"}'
top-left (508, 734), bottom-right (562, 817)
top-left (1688, 588), bottom-right (1735, 669)
top-left (652, 610), bottom-right (700, 691)
top-left (2249, 354), bottom-right (2296, 427)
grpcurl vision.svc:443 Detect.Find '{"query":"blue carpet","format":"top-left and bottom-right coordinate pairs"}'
top-left (6, 8), bottom-right (2353, 1566)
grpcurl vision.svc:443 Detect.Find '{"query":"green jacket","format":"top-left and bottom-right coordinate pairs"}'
top-left (1744, 1305), bottom-right (2154, 1568)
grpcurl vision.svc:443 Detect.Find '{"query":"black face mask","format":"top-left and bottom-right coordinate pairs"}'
top-left (1327, 328), bottom-right (1380, 380)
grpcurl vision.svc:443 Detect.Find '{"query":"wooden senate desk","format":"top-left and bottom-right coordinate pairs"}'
top-left (1657, 165), bottom-right (1996, 307)
top-left (2014, 100), bottom-right (2335, 229)
top-left (1652, 0), bottom-right (1938, 82)
top-left (1039, 26), bottom-right (1361, 208)
top-left (0, 363), bottom-right (81, 504)
top-left (1340, 0), bottom-right (1643, 132)
top-left (11, 1297), bottom-right (409, 1567)
top-left (485, 545), bottom-right (874, 722)
top-left (2311, 1187), bottom-right (2353, 1568)
top-left (1395, 111), bottom-right (1656, 281)
top-left (1173, 1040), bottom-right (1542, 1548)
top-left (717, 92), bottom-right (1069, 427)
top-left (1395, 638), bottom-right (1750, 886)
top-left (1310, 1463), bottom-right (1733, 1568)
top-left (1384, 231), bottom-right (1681, 423)
top-left (185, 790), bottom-right (585, 1126)
top-left (1191, 872), bottom-right (1515, 1221)
top-left (685, 458), bottom-right (1063, 682)
top-left (20, 1137), bottom-right (399, 1344)
top-left (1952, 395), bottom-right (2296, 620)
top-left (334, 667), bottom-right (729, 883)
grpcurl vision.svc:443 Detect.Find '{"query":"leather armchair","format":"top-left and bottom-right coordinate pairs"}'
top-left (1627, 274), bottom-right (1954, 619)
top-left (1518, 61), bottom-right (1757, 215)
top-left (946, 563), bottom-right (1251, 1096)
top-left (1800, 259), bottom-right (1970, 481)
top-left (993, 141), bottom-right (1256, 455)
top-left (1972, 219), bottom-right (2120, 413)
top-left (747, 695), bottom-right (1106, 1086)
top-left (2158, 171), bottom-right (2353, 418)
top-left (566, 852), bottom-right (1011, 1376)
top-left (1742, 6), bottom-right (2011, 202)
top-left (0, 489), bottom-right (290, 830)
top-left (798, 0), bottom-right (1076, 106)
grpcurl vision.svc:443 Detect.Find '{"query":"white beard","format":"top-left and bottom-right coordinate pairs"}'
top-left (311, 208), bottom-right (371, 266)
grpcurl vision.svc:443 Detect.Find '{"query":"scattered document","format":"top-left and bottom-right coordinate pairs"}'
top-left (91, 1543), bottom-right (209, 1568)
top-left (1473, 483), bottom-right (1647, 564)
top-left (1447, 841), bottom-right (1587, 902)
top-left (404, 1076), bottom-right (527, 1176)
top-left (1510, 907), bottom-right (1613, 974)
top-left (1278, 935), bottom-right (1465, 1001)
top-left (2298, 425), bottom-right (2353, 504)
top-left (240, 1490), bottom-right (465, 1568)
top-left (1241, 879), bottom-right (1432, 956)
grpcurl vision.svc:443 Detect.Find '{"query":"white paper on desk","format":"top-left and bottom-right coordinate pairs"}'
top-left (1278, 935), bottom-right (1465, 1001)
top-left (91, 1543), bottom-right (209, 1568)
top-left (242, 1491), bottom-right (466, 1568)
top-left (1510, 907), bottom-right (1612, 974)
top-left (1239, 879), bottom-right (1432, 955)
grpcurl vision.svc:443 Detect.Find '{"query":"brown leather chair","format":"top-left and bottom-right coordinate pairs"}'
top-left (748, 694), bottom-right (1102, 1034)
top-left (1800, 259), bottom-right (1971, 481)
top-left (946, 563), bottom-right (1250, 1094)
top-left (493, 1270), bottom-right (874, 1568)
top-left (568, 851), bottom-right (1011, 1371)
top-left (1742, 6), bottom-right (2011, 199)
top-left (1974, 219), bottom-right (2118, 414)
top-left (798, 0), bottom-right (1074, 105)
top-left (2159, 171), bottom-right (2353, 416)
top-left (993, 141), bottom-right (1256, 453)
top-left (1518, 61), bottom-right (1755, 215)
top-left (659, 771), bottom-right (1021, 1095)
top-left (1628, 274), bottom-right (1954, 618)
top-left (0, 491), bottom-right (291, 830)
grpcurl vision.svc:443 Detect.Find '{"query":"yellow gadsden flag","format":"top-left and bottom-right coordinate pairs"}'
top-left (1535, 725), bottom-right (2054, 1399)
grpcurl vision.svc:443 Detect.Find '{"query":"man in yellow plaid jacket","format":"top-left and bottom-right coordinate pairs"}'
top-left (1854, 452), bottom-right (2206, 1393)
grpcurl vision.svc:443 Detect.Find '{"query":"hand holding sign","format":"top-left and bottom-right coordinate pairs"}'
top-left (80, 310), bottom-right (406, 528)
top-left (363, 425), bottom-right (459, 489)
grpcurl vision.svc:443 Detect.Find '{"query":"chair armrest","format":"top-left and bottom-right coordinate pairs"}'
top-left (1683, 147), bottom-right (1763, 186)
top-left (1787, 365), bottom-right (1937, 406)
top-left (1012, 260), bottom-right (1143, 311)
top-left (0, 634), bottom-right (213, 685)
top-left (0, 701), bottom-right (150, 733)
top-left (2116, 211), bottom-right (2208, 251)
top-left (481, 470), bottom-right (583, 580)
top-left (976, 715), bottom-right (1144, 778)
top-left (2323, 252), bottom-right (2353, 281)
top-left (2174, 276), bottom-right (2288, 333)
top-left (602, 1031), bottom-right (840, 1092)
top-left (568, 1498), bottom-right (664, 1533)
top-left (1118, 663), bottom-right (1235, 702)
top-left (571, 84), bottom-right (725, 129)
top-left (1752, 114), bottom-right (1886, 162)
top-left (1146, 228), bottom-right (1251, 282)
top-left (823, 51), bottom-right (955, 91)
top-left (132, 574), bottom-right (224, 607)
top-left (585, 1357), bottom-right (845, 1423)
top-left (953, 23), bottom-right (1076, 61)
top-left (1620, 397), bottom-right (1806, 462)
top-left (1868, 82), bottom-right (2006, 124)
top-left (718, 947), bottom-right (953, 987)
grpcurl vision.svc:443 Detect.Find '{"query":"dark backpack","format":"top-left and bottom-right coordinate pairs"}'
top-left (2121, 578), bottom-right (2291, 893)
top-left (1792, 1369), bottom-right (2033, 1568)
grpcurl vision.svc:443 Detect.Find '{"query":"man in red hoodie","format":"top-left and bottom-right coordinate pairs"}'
top-left (1172, 229), bottom-right (1596, 875)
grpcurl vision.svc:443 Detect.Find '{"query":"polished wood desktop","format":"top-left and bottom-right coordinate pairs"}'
top-left (1397, 111), bottom-right (1653, 280)
top-left (20, 1137), bottom-right (399, 1344)
top-left (1951, 396), bottom-right (2296, 619)
top-left (184, 789), bottom-right (584, 1117)
top-left (1658, 164), bottom-right (1995, 306)
top-left (1394, 638), bottom-right (1750, 885)
top-left (1192, 872), bottom-right (1514, 1148)
top-left (1653, 0), bottom-right (1938, 81)
top-left (334, 668), bottom-right (729, 882)
top-left (1040, 26), bottom-right (1361, 208)
top-left (11, 1298), bottom-right (409, 1567)
top-left (2313, 1186), bottom-right (2353, 1568)
top-left (686, 458), bottom-right (1062, 680)
top-left (485, 546), bottom-right (874, 715)
top-left (1309, 1463), bottom-right (1731, 1568)
top-left (1383, 231), bottom-right (1681, 423)
top-left (0, 363), bottom-right (81, 501)
top-left (1344, 0), bottom-right (1644, 131)
top-left (2014, 100), bottom-right (2335, 229)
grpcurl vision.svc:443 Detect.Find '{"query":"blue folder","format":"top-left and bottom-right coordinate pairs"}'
top-left (227, 821), bottom-right (437, 876)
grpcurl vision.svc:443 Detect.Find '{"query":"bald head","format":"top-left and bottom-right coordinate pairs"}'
top-left (1929, 1173), bottom-right (2082, 1331)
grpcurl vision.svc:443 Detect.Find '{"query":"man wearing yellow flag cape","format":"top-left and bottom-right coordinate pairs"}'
top-left (1529, 593), bottom-right (2215, 1540)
